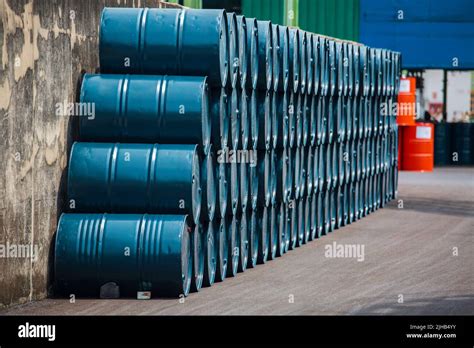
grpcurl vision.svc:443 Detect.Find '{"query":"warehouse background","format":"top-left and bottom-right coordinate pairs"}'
top-left (1, 0), bottom-right (473, 309)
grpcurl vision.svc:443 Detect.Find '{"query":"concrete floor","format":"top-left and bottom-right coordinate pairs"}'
top-left (2, 167), bottom-right (473, 315)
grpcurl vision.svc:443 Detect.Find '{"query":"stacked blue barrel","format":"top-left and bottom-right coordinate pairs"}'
top-left (54, 7), bottom-right (401, 299)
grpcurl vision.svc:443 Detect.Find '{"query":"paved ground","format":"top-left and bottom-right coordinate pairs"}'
top-left (2, 167), bottom-right (473, 315)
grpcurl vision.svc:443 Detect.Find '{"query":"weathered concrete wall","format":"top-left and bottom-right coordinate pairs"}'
top-left (0, 0), bottom-right (179, 308)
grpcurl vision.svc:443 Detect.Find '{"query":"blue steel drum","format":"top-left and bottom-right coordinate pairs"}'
top-left (271, 92), bottom-right (279, 149)
top-left (249, 155), bottom-right (259, 210)
top-left (312, 35), bottom-right (320, 95)
top-left (309, 191), bottom-right (317, 240)
top-left (215, 160), bottom-right (228, 219)
top-left (256, 20), bottom-right (273, 90)
top-left (299, 146), bottom-right (307, 198)
top-left (304, 195), bottom-right (312, 243)
top-left (288, 28), bottom-right (300, 93)
top-left (288, 91), bottom-right (296, 148)
top-left (256, 89), bottom-right (272, 150)
top-left (191, 223), bottom-right (204, 292)
top-left (242, 17), bottom-right (259, 89)
top-left (215, 216), bottom-right (228, 282)
top-left (99, 8), bottom-right (228, 87)
top-left (319, 37), bottom-right (329, 97)
top-left (306, 32), bottom-right (314, 96)
top-left (268, 204), bottom-right (279, 260)
top-left (329, 189), bottom-right (337, 232)
top-left (296, 198), bottom-right (305, 247)
top-left (272, 24), bottom-right (281, 92)
top-left (273, 91), bottom-right (289, 148)
top-left (278, 25), bottom-right (290, 92)
top-left (270, 149), bottom-right (277, 205)
top-left (283, 203), bottom-right (291, 252)
top-left (286, 146), bottom-right (294, 201)
top-left (257, 149), bottom-right (271, 207)
top-left (309, 95), bottom-right (316, 146)
top-left (79, 74), bottom-right (211, 153)
top-left (239, 161), bottom-right (249, 214)
top-left (289, 200), bottom-right (298, 250)
top-left (328, 40), bottom-right (336, 97)
top-left (226, 215), bottom-right (240, 277)
top-left (55, 213), bottom-right (192, 297)
top-left (307, 146), bottom-right (314, 196)
top-left (257, 206), bottom-right (270, 264)
top-left (227, 161), bottom-right (239, 216)
top-left (276, 203), bottom-right (286, 257)
top-left (68, 143), bottom-right (201, 223)
top-left (249, 89), bottom-right (258, 149)
top-left (227, 13), bottom-right (239, 88)
top-left (210, 87), bottom-right (229, 150)
top-left (293, 147), bottom-right (301, 200)
top-left (202, 220), bottom-right (216, 287)
top-left (302, 94), bottom-right (310, 147)
top-left (247, 208), bottom-right (259, 268)
top-left (315, 190), bottom-right (324, 238)
top-left (229, 87), bottom-right (241, 150)
top-left (236, 15), bottom-right (248, 88)
top-left (295, 93), bottom-right (303, 147)
top-left (276, 148), bottom-right (289, 204)
top-left (200, 145), bottom-right (216, 222)
top-left (238, 209), bottom-right (249, 272)
top-left (299, 31), bottom-right (307, 94)
top-left (241, 87), bottom-right (250, 150)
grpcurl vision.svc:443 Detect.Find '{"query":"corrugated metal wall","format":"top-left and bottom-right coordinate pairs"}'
top-left (241, 0), bottom-right (359, 40)
top-left (299, 0), bottom-right (359, 41)
top-left (241, 0), bottom-right (284, 24)
top-left (359, 0), bottom-right (474, 69)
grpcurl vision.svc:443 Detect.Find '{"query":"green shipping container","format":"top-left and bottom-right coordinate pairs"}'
top-left (242, 0), bottom-right (360, 41)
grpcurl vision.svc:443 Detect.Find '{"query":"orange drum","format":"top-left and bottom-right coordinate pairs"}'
top-left (401, 123), bottom-right (434, 172)
top-left (397, 77), bottom-right (416, 126)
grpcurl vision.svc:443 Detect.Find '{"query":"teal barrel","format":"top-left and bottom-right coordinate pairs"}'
top-left (202, 220), bottom-right (216, 288)
top-left (288, 28), bottom-right (300, 94)
top-left (247, 208), bottom-right (259, 268)
top-left (299, 30), bottom-right (308, 94)
top-left (289, 200), bottom-right (298, 250)
top-left (238, 209), bottom-right (249, 272)
top-left (200, 145), bottom-right (216, 222)
top-left (226, 214), bottom-right (240, 277)
top-left (79, 74), bottom-right (211, 154)
top-left (215, 160), bottom-right (228, 219)
top-left (257, 206), bottom-right (270, 264)
top-left (273, 91), bottom-right (289, 148)
top-left (99, 8), bottom-right (228, 87)
top-left (276, 203), bottom-right (287, 257)
top-left (210, 87), bottom-right (230, 150)
top-left (241, 17), bottom-right (259, 89)
top-left (256, 20), bottom-right (273, 90)
top-left (215, 216), bottom-right (228, 282)
top-left (241, 87), bottom-right (250, 150)
top-left (278, 25), bottom-right (290, 92)
top-left (67, 142), bottom-right (202, 223)
top-left (229, 87), bottom-right (241, 150)
top-left (272, 24), bottom-right (280, 92)
top-left (255, 89), bottom-right (272, 150)
top-left (54, 213), bottom-right (192, 297)
top-left (306, 33), bottom-right (314, 96)
top-left (236, 15), bottom-right (248, 89)
top-left (268, 203), bottom-right (278, 260)
top-left (191, 224), bottom-right (204, 292)
top-left (227, 12), bottom-right (239, 88)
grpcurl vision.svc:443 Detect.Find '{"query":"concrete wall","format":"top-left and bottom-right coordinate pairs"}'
top-left (0, 0), bottom-right (179, 308)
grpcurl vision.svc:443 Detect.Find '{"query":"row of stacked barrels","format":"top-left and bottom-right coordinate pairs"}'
top-left (54, 8), bottom-right (401, 298)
